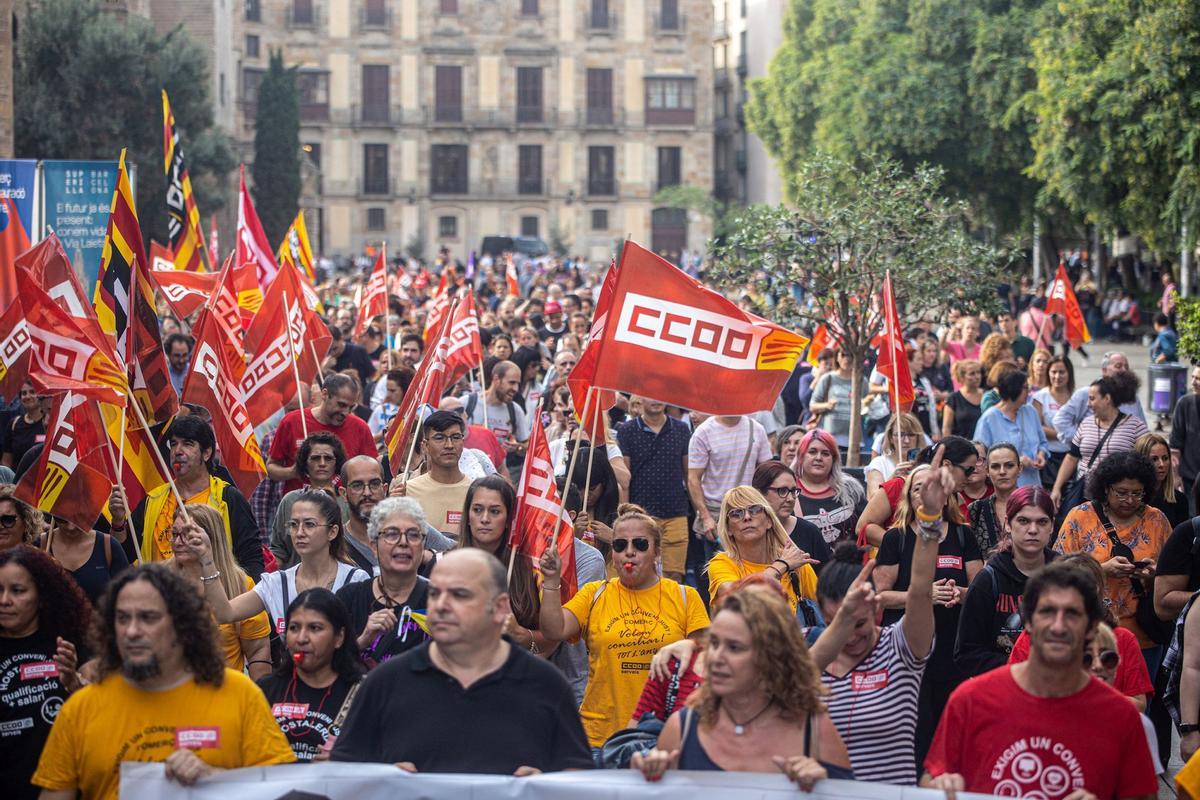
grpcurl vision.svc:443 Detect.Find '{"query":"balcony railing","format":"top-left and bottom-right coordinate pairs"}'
top-left (516, 104), bottom-right (544, 123)
top-left (423, 106), bottom-right (558, 128)
top-left (359, 176), bottom-right (397, 197)
top-left (736, 52), bottom-right (748, 76)
top-left (587, 176), bottom-right (618, 197)
top-left (653, 12), bottom-right (685, 32)
top-left (299, 102), bottom-right (330, 122)
top-left (580, 106), bottom-right (623, 127)
top-left (518, 177), bottom-right (551, 196)
top-left (714, 67), bottom-right (731, 89)
top-left (713, 17), bottom-right (728, 39)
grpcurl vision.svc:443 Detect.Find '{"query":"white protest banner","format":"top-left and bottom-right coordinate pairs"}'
top-left (121, 762), bottom-right (999, 800)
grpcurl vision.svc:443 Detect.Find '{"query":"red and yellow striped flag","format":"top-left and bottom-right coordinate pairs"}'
top-left (162, 90), bottom-right (209, 272)
top-left (277, 210), bottom-right (316, 283)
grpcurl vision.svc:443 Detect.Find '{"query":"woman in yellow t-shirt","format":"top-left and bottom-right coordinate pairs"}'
top-left (538, 504), bottom-right (710, 750)
top-left (707, 486), bottom-right (819, 613)
top-left (169, 504), bottom-right (273, 679)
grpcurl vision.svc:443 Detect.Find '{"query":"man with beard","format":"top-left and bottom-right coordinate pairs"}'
top-left (112, 416), bottom-right (263, 578)
top-left (267, 374), bottom-right (377, 494)
top-left (340, 456), bottom-right (453, 572)
top-left (32, 565), bottom-right (293, 800)
top-left (923, 562), bottom-right (1157, 799)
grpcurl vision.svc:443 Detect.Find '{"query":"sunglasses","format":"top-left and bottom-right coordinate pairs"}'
top-left (0, 514), bottom-right (18, 529)
top-left (612, 537), bottom-right (651, 554)
top-left (727, 504), bottom-right (765, 521)
top-left (1082, 649), bottom-right (1119, 670)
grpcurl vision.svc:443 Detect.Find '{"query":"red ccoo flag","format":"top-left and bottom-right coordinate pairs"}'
top-left (568, 258), bottom-right (619, 443)
top-left (1046, 261), bottom-right (1092, 348)
top-left (512, 419), bottom-right (578, 601)
top-left (0, 196), bottom-right (32, 309)
top-left (423, 271), bottom-right (453, 345)
top-left (443, 289), bottom-right (483, 387)
top-left (385, 299), bottom-right (458, 469)
top-left (590, 241), bottom-right (808, 415)
top-left (354, 247), bottom-right (388, 337)
top-left (148, 267), bottom-right (220, 320)
top-left (235, 166), bottom-right (276, 320)
top-left (875, 272), bottom-right (915, 413)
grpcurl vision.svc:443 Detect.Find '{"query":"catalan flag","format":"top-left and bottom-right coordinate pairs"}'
top-left (162, 90), bottom-right (209, 272)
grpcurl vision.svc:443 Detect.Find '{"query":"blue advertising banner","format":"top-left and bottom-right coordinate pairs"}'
top-left (0, 159), bottom-right (38, 237)
top-left (40, 159), bottom-right (121, 298)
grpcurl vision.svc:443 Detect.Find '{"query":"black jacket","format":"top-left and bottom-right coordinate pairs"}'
top-left (954, 549), bottom-right (1056, 678)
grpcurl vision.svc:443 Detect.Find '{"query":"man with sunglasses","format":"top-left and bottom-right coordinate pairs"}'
top-left (924, 562), bottom-right (1157, 800)
top-left (402, 412), bottom-right (474, 538)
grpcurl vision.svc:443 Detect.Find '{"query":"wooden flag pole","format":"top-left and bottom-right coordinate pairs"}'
top-left (580, 402), bottom-right (602, 519)
top-left (309, 340), bottom-right (325, 389)
top-left (552, 386), bottom-right (595, 546)
top-left (112, 404), bottom-right (143, 563)
top-left (476, 362), bottom-right (489, 432)
top-left (283, 300), bottom-right (309, 439)
top-left (127, 398), bottom-right (191, 524)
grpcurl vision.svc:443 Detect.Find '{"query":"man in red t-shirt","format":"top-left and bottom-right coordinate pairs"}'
top-left (923, 562), bottom-right (1157, 800)
top-left (266, 374), bottom-right (378, 493)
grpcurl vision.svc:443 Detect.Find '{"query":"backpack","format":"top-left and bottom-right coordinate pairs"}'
top-left (465, 392), bottom-right (518, 439)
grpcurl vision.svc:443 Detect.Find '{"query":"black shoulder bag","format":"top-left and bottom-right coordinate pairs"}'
top-left (1094, 504), bottom-right (1174, 646)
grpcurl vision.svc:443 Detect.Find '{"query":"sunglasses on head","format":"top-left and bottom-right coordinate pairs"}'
top-left (1082, 649), bottom-right (1119, 670)
top-left (0, 514), bottom-right (17, 528)
top-left (612, 537), bottom-right (651, 554)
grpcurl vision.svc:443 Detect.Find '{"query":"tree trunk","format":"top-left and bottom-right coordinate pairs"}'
top-left (846, 354), bottom-right (864, 467)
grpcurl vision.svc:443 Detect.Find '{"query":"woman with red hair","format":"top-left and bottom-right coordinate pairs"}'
top-left (791, 430), bottom-right (866, 548)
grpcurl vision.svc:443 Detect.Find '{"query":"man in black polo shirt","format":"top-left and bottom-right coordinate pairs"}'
top-left (615, 396), bottom-right (692, 581)
top-left (330, 548), bottom-right (591, 774)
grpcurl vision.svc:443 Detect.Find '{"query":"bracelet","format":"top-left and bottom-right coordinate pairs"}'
top-left (247, 659), bottom-right (273, 667)
top-left (772, 558), bottom-right (790, 572)
top-left (915, 505), bottom-right (942, 523)
top-left (200, 570), bottom-right (221, 584)
top-left (768, 566), bottom-right (784, 580)
top-left (916, 519), bottom-right (943, 543)
top-left (542, 583), bottom-right (561, 592)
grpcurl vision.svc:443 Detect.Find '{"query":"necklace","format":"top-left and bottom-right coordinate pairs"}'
top-left (724, 701), bottom-right (773, 735)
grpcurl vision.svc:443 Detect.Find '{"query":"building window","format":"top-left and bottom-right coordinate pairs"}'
top-left (518, 145), bottom-right (543, 195)
top-left (587, 146), bottom-right (615, 196)
top-left (434, 66), bottom-right (463, 122)
top-left (304, 142), bottom-right (322, 172)
top-left (431, 144), bottom-right (469, 194)
top-left (241, 68), bottom-right (265, 117)
top-left (586, 68), bottom-right (613, 124)
top-left (516, 67), bottom-right (543, 123)
top-left (645, 77), bottom-right (696, 124)
top-left (588, 0), bottom-right (611, 28)
top-left (591, 209), bottom-right (608, 230)
top-left (291, 0), bottom-right (315, 25)
top-left (363, 144), bottom-right (389, 195)
top-left (245, 34), bottom-right (260, 57)
top-left (657, 146), bottom-right (681, 190)
top-left (295, 72), bottom-right (330, 121)
top-left (361, 64), bottom-right (390, 122)
top-left (439, 215), bottom-right (458, 238)
top-left (521, 216), bottom-right (539, 237)
top-left (219, 73), bottom-right (226, 106)
top-left (245, 0), bottom-right (260, 21)
top-left (367, 207), bottom-right (386, 231)
top-left (521, 0), bottom-right (538, 14)
top-left (363, 0), bottom-right (387, 26)
top-left (439, 0), bottom-right (457, 14)
top-left (657, 0), bottom-right (680, 29)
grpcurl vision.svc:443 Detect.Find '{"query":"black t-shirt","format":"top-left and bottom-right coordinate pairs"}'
top-left (876, 524), bottom-right (982, 674)
top-left (4, 416), bottom-right (45, 467)
top-left (947, 391), bottom-right (981, 440)
top-left (1157, 517), bottom-right (1200, 592)
top-left (786, 515), bottom-right (832, 574)
top-left (53, 533), bottom-right (130, 606)
top-left (796, 492), bottom-right (866, 546)
top-left (333, 342), bottom-right (375, 387)
top-left (335, 577), bottom-right (431, 670)
top-left (331, 641), bottom-right (592, 773)
top-left (256, 673), bottom-right (357, 762)
top-left (0, 631), bottom-right (70, 800)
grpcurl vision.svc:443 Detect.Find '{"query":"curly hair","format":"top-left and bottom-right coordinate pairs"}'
top-left (92, 563), bottom-right (226, 686)
top-left (295, 432), bottom-right (347, 481)
top-left (0, 485), bottom-right (46, 544)
top-left (0, 546), bottom-right (90, 644)
top-left (979, 334), bottom-right (1014, 376)
top-left (1094, 371), bottom-right (1140, 407)
top-left (689, 588), bottom-right (824, 728)
top-left (1087, 451), bottom-right (1158, 506)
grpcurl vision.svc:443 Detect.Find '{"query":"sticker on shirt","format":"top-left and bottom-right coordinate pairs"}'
top-left (850, 670), bottom-right (889, 692)
top-left (937, 555), bottom-right (964, 571)
top-left (176, 727), bottom-right (221, 750)
top-left (272, 702), bottom-right (310, 720)
top-left (276, 618), bottom-right (287, 635)
top-left (0, 717), bottom-right (34, 734)
top-left (991, 737), bottom-right (1084, 798)
top-left (446, 510), bottom-right (462, 528)
top-left (19, 661), bottom-right (59, 681)
top-left (492, 425), bottom-right (511, 443)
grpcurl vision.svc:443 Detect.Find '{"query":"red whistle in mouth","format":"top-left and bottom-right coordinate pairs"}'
top-left (292, 652), bottom-right (304, 665)
top-left (623, 563), bottom-right (634, 573)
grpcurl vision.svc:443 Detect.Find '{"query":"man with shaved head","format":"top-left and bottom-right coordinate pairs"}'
top-left (332, 549), bottom-right (591, 774)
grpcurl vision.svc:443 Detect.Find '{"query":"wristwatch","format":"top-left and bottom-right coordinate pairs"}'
top-left (1180, 724), bottom-right (1200, 734)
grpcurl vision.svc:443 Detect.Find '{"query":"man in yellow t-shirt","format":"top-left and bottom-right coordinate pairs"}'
top-left (33, 565), bottom-right (293, 800)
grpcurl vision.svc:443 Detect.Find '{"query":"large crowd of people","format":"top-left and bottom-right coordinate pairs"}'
top-left (3, 249), bottom-right (1200, 800)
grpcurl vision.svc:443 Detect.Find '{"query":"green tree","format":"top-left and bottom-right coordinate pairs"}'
top-left (1178, 297), bottom-right (1200, 366)
top-left (14, 0), bottom-right (235, 246)
top-left (652, 184), bottom-right (739, 245)
top-left (746, 0), bottom-right (1043, 237)
top-left (1020, 0), bottom-right (1200, 252)
top-left (252, 50), bottom-right (301, 247)
top-left (709, 154), bottom-right (1007, 463)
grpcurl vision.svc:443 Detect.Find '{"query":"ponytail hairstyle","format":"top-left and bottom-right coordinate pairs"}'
top-left (816, 542), bottom-right (868, 607)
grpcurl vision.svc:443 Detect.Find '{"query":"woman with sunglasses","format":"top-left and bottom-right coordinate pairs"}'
top-left (0, 486), bottom-right (42, 551)
top-left (792, 430), bottom-right (866, 548)
top-left (752, 461), bottom-right (830, 570)
top-left (707, 486), bottom-right (820, 614)
top-left (968, 443), bottom-right (1021, 556)
top-left (539, 504), bottom-right (710, 756)
top-left (955, 487), bottom-right (1056, 677)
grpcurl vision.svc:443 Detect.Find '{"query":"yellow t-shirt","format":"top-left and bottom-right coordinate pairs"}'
top-left (563, 577), bottom-right (710, 747)
top-left (218, 575), bottom-right (273, 669)
top-left (149, 487), bottom-right (212, 562)
top-left (33, 669), bottom-right (294, 800)
top-left (406, 473), bottom-right (474, 537)
top-left (706, 552), bottom-right (818, 613)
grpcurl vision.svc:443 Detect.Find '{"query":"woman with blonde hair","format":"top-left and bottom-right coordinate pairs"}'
top-left (707, 486), bottom-right (820, 613)
top-left (943, 360), bottom-right (983, 439)
top-left (1028, 348), bottom-right (1053, 391)
top-left (633, 588), bottom-right (852, 786)
top-left (865, 412), bottom-right (924, 497)
top-left (1135, 431), bottom-right (1189, 529)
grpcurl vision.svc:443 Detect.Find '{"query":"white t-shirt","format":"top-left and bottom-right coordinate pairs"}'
top-left (254, 562), bottom-right (370, 633)
top-left (865, 454), bottom-right (897, 482)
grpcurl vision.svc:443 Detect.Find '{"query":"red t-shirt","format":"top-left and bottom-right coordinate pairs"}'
top-left (1007, 625), bottom-right (1153, 700)
top-left (925, 666), bottom-right (1157, 799)
top-left (268, 408), bottom-right (378, 493)
top-left (465, 424), bottom-right (505, 469)
top-left (631, 652), bottom-right (704, 723)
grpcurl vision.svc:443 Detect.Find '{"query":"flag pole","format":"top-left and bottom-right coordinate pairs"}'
top-left (884, 272), bottom-right (904, 464)
top-left (109, 404), bottom-right (143, 563)
top-left (553, 386), bottom-right (595, 548)
top-left (400, 297), bottom-right (459, 479)
top-left (476, 362), bottom-right (489, 432)
top-left (127, 398), bottom-right (191, 523)
top-left (309, 340), bottom-right (324, 389)
top-left (283, 299), bottom-right (309, 439)
top-left (580, 402), bottom-right (602, 519)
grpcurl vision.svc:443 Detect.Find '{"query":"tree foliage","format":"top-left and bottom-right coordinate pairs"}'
top-left (14, 0), bottom-right (235, 246)
top-left (652, 184), bottom-right (740, 245)
top-left (252, 51), bottom-right (301, 247)
top-left (1178, 297), bottom-right (1200, 366)
top-left (746, 0), bottom-right (1043, 237)
top-left (709, 154), bottom-right (1008, 461)
top-left (1020, 0), bottom-right (1200, 251)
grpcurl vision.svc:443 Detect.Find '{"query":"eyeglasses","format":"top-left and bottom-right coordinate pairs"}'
top-left (1107, 488), bottom-right (1145, 501)
top-left (1082, 649), bottom-right (1119, 670)
top-left (727, 505), bottom-right (765, 521)
top-left (426, 433), bottom-right (465, 445)
top-left (286, 520), bottom-right (333, 533)
top-left (376, 527), bottom-right (425, 545)
top-left (0, 514), bottom-right (18, 529)
top-left (612, 537), bottom-right (651, 553)
top-left (346, 479), bottom-right (385, 494)
top-left (767, 487), bottom-right (798, 499)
